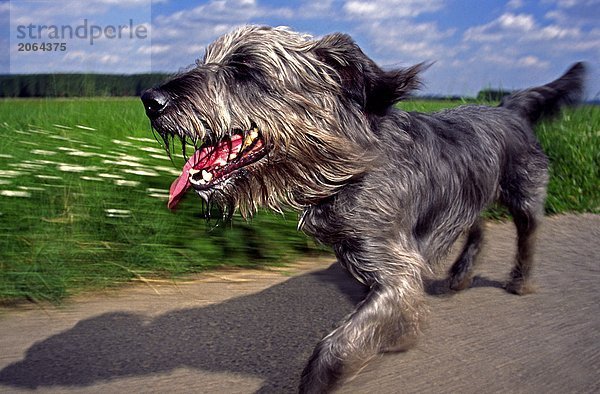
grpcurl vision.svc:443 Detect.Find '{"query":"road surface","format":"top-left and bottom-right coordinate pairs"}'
top-left (0, 214), bottom-right (598, 393)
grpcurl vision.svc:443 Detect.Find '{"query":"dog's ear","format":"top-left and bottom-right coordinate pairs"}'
top-left (313, 33), bottom-right (427, 114)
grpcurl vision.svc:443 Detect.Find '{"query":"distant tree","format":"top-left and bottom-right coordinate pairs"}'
top-left (476, 88), bottom-right (512, 102)
top-left (0, 74), bottom-right (170, 97)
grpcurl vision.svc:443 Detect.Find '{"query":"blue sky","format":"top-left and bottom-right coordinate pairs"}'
top-left (3, 0), bottom-right (599, 96)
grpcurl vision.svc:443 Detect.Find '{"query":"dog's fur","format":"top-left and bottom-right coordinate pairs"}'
top-left (141, 26), bottom-right (586, 393)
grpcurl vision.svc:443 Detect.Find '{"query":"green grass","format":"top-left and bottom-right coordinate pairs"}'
top-left (537, 106), bottom-right (599, 213)
top-left (0, 98), bottom-right (318, 303)
top-left (0, 98), bottom-right (597, 304)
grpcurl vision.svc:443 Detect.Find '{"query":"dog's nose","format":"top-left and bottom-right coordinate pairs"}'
top-left (141, 88), bottom-right (169, 119)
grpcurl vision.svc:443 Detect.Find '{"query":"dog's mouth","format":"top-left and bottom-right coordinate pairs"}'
top-left (168, 127), bottom-right (267, 209)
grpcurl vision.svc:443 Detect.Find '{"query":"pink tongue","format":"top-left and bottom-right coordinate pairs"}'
top-left (167, 135), bottom-right (243, 210)
top-left (168, 150), bottom-right (206, 210)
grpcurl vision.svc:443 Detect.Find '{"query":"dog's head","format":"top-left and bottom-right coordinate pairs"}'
top-left (141, 26), bottom-right (424, 216)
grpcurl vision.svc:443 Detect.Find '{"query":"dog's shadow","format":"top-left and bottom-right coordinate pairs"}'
top-left (425, 275), bottom-right (506, 297)
top-left (0, 263), bottom-right (503, 392)
top-left (0, 263), bottom-right (367, 392)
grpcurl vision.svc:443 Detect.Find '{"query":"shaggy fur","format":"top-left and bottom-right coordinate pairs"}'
top-left (140, 26), bottom-right (586, 393)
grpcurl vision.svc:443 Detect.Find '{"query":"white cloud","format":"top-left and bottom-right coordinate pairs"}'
top-left (506, 0), bottom-right (525, 9)
top-left (518, 55), bottom-right (549, 68)
top-left (475, 52), bottom-right (550, 69)
top-left (358, 20), bottom-right (456, 64)
top-left (148, 0), bottom-right (299, 70)
top-left (464, 13), bottom-right (537, 42)
top-left (450, 6), bottom-right (600, 95)
top-left (543, 0), bottom-right (600, 28)
top-left (155, 0), bottom-right (292, 25)
top-left (94, 0), bottom-right (155, 5)
top-left (147, 0), bottom-right (451, 73)
top-left (137, 44), bottom-right (169, 55)
top-left (99, 54), bottom-right (120, 64)
top-left (10, 0), bottom-right (151, 22)
top-left (344, 1), bottom-right (379, 17)
top-left (532, 24), bottom-right (581, 40)
top-left (63, 50), bottom-right (120, 66)
top-left (343, 0), bottom-right (444, 19)
top-left (463, 11), bottom-right (592, 51)
top-left (498, 13), bottom-right (535, 31)
top-left (297, 0), bottom-right (336, 18)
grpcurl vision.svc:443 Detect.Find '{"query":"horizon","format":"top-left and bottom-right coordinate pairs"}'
top-left (1, 0), bottom-right (598, 98)
top-left (4, 72), bottom-right (599, 102)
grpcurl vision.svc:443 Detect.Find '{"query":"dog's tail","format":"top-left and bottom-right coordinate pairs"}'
top-left (500, 62), bottom-right (586, 125)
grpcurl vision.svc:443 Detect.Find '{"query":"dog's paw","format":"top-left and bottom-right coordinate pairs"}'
top-left (448, 274), bottom-right (473, 292)
top-left (505, 279), bottom-right (536, 295)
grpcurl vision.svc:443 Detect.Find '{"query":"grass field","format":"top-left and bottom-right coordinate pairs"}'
top-left (0, 98), bottom-right (598, 303)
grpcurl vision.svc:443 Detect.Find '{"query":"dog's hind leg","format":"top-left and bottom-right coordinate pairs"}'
top-left (448, 218), bottom-right (484, 291)
top-left (505, 206), bottom-right (541, 295)
top-left (299, 246), bottom-right (425, 393)
top-left (501, 163), bottom-right (547, 295)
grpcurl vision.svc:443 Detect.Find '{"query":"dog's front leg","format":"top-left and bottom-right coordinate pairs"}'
top-left (299, 266), bottom-right (425, 393)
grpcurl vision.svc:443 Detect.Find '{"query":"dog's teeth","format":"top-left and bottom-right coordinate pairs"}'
top-left (202, 170), bottom-right (213, 182)
top-left (243, 130), bottom-right (257, 149)
top-left (190, 177), bottom-right (206, 186)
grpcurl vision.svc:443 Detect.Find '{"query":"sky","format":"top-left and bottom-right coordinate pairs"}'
top-left (2, 0), bottom-right (599, 97)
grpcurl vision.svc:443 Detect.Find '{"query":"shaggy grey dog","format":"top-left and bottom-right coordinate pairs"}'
top-left (141, 26), bottom-right (585, 393)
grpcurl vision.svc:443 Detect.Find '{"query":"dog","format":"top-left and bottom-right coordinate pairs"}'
top-left (141, 26), bottom-right (585, 393)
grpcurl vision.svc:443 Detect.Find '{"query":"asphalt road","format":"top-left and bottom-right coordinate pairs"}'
top-left (0, 214), bottom-right (598, 393)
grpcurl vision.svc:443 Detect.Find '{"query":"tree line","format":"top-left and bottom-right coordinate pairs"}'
top-left (0, 73), bottom-right (514, 100)
top-left (0, 74), bottom-right (170, 97)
